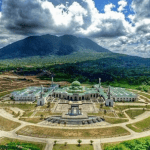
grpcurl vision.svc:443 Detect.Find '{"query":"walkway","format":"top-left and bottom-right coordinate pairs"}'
top-left (0, 106), bottom-right (150, 150)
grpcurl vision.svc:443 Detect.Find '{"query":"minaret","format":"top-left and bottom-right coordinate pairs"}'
top-left (99, 78), bottom-right (101, 88)
top-left (52, 77), bottom-right (54, 87)
top-left (108, 86), bottom-right (111, 99)
top-left (41, 85), bottom-right (43, 98)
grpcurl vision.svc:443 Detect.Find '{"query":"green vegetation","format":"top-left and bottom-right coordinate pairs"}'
top-left (0, 137), bottom-right (46, 150)
top-left (0, 103), bottom-right (37, 110)
top-left (53, 144), bottom-right (94, 150)
top-left (0, 53), bottom-right (150, 90)
top-left (127, 116), bottom-right (150, 132)
top-left (102, 136), bottom-right (150, 150)
top-left (125, 109), bottom-right (146, 119)
top-left (104, 118), bottom-right (129, 124)
top-left (17, 125), bottom-right (130, 138)
top-left (19, 117), bottom-right (43, 124)
top-left (114, 105), bottom-right (150, 111)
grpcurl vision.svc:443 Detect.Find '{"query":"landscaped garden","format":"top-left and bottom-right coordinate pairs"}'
top-left (126, 116), bottom-right (150, 132)
top-left (125, 109), bottom-right (146, 119)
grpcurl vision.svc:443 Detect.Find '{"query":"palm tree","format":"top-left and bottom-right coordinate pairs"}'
top-left (77, 139), bottom-right (82, 146)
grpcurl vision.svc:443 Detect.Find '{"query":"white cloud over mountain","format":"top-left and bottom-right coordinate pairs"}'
top-left (0, 0), bottom-right (150, 58)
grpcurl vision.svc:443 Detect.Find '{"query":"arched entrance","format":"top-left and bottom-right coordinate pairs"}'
top-left (75, 97), bottom-right (77, 101)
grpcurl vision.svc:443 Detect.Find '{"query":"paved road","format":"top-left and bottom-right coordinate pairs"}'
top-left (0, 106), bottom-right (150, 150)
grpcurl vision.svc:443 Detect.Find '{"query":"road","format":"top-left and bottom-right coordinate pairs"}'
top-left (0, 105), bottom-right (150, 150)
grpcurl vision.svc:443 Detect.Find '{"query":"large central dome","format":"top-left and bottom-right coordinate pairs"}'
top-left (71, 81), bottom-right (81, 86)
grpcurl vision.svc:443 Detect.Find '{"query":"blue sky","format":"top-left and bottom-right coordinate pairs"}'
top-left (0, 0), bottom-right (150, 58)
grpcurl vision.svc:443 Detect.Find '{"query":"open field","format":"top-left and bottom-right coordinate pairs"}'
top-left (35, 111), bottom-right (61, 117)
top-left (0, 116), bottom-right (21, 131)
top-left (16, 125), bottom-right (130, 138)
top-left (19, 117), bottom-right (43, 124)
top-left (125, 109), bottom-right (146, 119)
top-left (53, 144), bottom-right (94, 150)
top-left (0, 103), bottom-right (37, 110)
top-left (114, 105), bottom-right (150, 111)
top-left (101, 136), bottom-right (150, 150)
top-left (104, 118), bottom-right (129, 124)
top-left (0, 137), bottom-right (46, 150)
top-left (126, 116), bottom-right (150, 132)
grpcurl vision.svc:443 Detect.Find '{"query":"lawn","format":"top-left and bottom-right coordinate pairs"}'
top-left (0, 137), bottom-right (46, 150)
top-left (114, 105), bottom-right (150, 111)
top-left (53, 144), bottom-right (94, 150)
top-left (125, 109), bottom-right (146, 119)
top-left (117, 112), bottom-right (127, 118)
top-left (35, 111), bottom-right (61, 117)
top-left (0, 103), bottom-right (37, 110)
top-left (16, 125), bottom-right (130, 138)
top-left (0, 116), bottom-right (21, 131)
top-left (22, 111), bottom-right (34, 117)
top-left (138, 92), bottom-right (150, 99)
top-left (19, 117), bottom-right (43, 124)
top-left (104, 118), bottom-right (129, 124)
top-left (126, 116), bottom-right (150, 132)
top-left (88, 111), bottom-right (115, 117)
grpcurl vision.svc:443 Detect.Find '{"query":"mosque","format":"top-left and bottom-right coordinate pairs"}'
top-left (11, 78), bottom-right (138, 107)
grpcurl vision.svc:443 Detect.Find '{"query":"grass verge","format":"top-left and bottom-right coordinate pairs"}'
top-left (0, 116), bottom-right (21, 131)
top-left (16, 125), bottom-right (130, 138)
top-left (126, 116), bottom-right (150, 132)
top-left (125, 109), bottom-right (146, 119)
top-left (53, 144), bottom-right (94, 150)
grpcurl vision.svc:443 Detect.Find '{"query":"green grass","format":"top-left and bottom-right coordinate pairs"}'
top-left (19, 117), bottom-right (43, 124)
top-left (35, 111), bottom-right (61, 117)
top-left (104, 118), bottom-right (129, 124)
top-left (0, 91), bottom-right (12, 98)
top-left (114, 105), bottom-right (150, 111)
top-left (0, 103), bottom-right (37, 110)
top-left (138, 92), bottom-right (150, 99)
top-left (101, 136), bottom-right (150, 150)
top-left (117, 112), bottom-right (127, 118)
top-left (126, 116), bottom-right (150, 132)
top-left (22, 111), bottom-right (34, 117)
top-left (0, 137), bottom-right (46, 150)
top-left (17, 125), bottom-right (130, 138)
top-left (125, 109), bottom-right (146, 119)
top-left (53, 144), bottom-right (94, 150)
top-left (88, 111), bottom-right (115, 117)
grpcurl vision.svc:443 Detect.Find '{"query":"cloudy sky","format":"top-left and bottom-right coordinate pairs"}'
top-left (0, 0), bottom-right (150, 58)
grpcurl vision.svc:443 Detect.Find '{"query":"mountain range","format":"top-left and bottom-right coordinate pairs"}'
top-left (0, 34), bottom-right (110, 59)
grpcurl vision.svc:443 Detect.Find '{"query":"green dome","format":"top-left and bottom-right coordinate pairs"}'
top-left (71, 81), bottom-right (81, 86)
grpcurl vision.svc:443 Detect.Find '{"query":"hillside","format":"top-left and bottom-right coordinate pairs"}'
top-left (0, 34), bottom-right (110, 59)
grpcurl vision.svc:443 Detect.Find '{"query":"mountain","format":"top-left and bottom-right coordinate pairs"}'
top-left (0, 34), bottom-right (110, 59)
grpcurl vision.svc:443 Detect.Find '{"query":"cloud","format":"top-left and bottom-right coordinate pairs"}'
top-left (118, 0), bottom-right (127, 12)
top-left (0, 0), bottom-right (150, 58)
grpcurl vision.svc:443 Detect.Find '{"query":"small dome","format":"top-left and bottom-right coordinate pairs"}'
top-left (71, 81), bottom-right (81, 86)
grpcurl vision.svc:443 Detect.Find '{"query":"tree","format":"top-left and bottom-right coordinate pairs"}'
top-left (54, 140), bottom-right (57, 146)
top-left (47, 102), bottom-right (50, 108)
top-left (77, 139), bottom-right (82, 146)
top-left (90, 140), bottom-right (94, 145)
top-left (64, 142), bottom-right (67, 146)
top-left (40, 114), bottom-right (43, 120)
top-left (104, 109), bottom-right (107, 115)
top-left (100, 103), bottom-right (103, 109)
